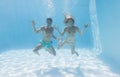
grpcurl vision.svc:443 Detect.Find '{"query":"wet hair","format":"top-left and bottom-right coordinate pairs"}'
top-left (47, 18), bottom-right (52, 22)
top-left (64, 18), bottom-right (75, 24)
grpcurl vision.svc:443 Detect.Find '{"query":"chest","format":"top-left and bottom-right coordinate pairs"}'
top-left (43, 27), bottom-right (53, 33)
top-left (66, 27), bottom-right (76, 34)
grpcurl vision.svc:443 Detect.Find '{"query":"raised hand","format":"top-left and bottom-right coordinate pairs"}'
top-left (84, 23), bottom-right (89, 28)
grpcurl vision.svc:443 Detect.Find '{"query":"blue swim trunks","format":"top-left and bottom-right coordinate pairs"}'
top-left (40, 40), bottom-right (52, 48)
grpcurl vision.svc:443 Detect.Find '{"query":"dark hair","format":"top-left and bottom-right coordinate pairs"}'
top-left (64, 18), bottom-right (74, 23)
top-left (47, 18), bottom-right (52, 22)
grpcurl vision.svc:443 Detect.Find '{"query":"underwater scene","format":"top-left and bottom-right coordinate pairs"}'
top-left (0, 0), bottom-right (120, 77)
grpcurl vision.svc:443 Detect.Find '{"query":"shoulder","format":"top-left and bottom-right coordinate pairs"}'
top-left (49, 26), bottom-right (54, 30)
top-left (51, 26), bottom-right (54, 28)
top-left (64, 27), bottom-right (68, 31)
top-left (74, 26), bottom-right (79, 30)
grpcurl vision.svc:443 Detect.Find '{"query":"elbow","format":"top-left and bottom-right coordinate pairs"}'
top-left (35, 32), bottom-right (38, 34)
top-left (34, 30), bottom-right (39, 34)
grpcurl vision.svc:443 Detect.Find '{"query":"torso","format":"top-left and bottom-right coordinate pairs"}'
top-left (41, 26), bottom-right (54, 42)
top-left (64, 26), bottom-right (78, 43)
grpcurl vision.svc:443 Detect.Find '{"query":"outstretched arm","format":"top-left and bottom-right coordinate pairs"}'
top-left (82, 23), bottom-right (89, 34)
top-left (76, 27), bottom-right (83, 35)
top-left (53, 26), bottom-right (61, 35)
top-left (61, 28), bottom-right (66, 36)
top-left (52, 35), bottom-right (57, 40)
top-left (77, 23), bottom-right (89, 35)
top-left (32, 20), bottom-right (41, 33)
top-left (53, 26), bottom-right (66, 36)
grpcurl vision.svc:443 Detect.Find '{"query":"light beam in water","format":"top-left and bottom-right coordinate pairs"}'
top-left (89, 0), bottom-right (102, 55)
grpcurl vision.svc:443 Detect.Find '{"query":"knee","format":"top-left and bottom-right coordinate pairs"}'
top-left (33, 48), bottom-right (37, 52)
top-left (71, 51), bottom-right (74, 55)
top-left (71, 50), bottom-right (75, 54)
top-left (53, 51), bottom-right (56, 56)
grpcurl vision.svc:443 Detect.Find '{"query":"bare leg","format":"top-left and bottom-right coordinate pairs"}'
top-left (46, 46), bottom-right (56, 56)
top-left (70, 43), bottom-right (79, 56)
top-left (33, 43), bottom-right (43, 55)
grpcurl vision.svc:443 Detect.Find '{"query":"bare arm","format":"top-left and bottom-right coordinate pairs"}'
top-left (77, 23), bottom-right (89, 35)
top-left (53, 26), bottom-right (66, 36)
top-left (32, 20), bottom-right (41, 33)
top-left (81, 23), bottom-right (89, 34)
top-left (61, 28), bottom-right (66, 36)
top-left (76, 27), bottom-right (82, 35)
top-left (53, 26), bottom-right (61, 35)
top-left (52, 34), bottom-right (57, 40)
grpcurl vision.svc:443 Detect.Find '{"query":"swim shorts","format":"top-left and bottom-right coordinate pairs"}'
top-left (40, 40), bottom-right (52, 48)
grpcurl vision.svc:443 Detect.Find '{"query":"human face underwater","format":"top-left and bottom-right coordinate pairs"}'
top-left (66, 19), bottom-right (74, 27)
top-left (47, 19), bottom-right (52, 26)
